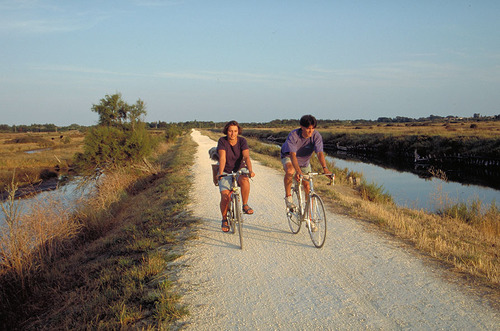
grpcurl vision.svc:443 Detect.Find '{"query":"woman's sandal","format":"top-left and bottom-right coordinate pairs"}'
top-left (221, 220), bottom-right (230, 232)
top-left (242, 204), bottom-right (254, 215)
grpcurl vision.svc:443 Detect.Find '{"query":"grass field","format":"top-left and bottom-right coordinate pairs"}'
top-left (0, 131), bottom-right (85, 189)
top-left (243, 119), bottom-right (500, 139)
top-left (0, 134), bottom-right (195, 329)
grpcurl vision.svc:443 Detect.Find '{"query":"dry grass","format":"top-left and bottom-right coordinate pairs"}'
top-left (0, 135), bottom-right (195, 329)
top-left (0, 131), bottom-right (85, 188)
top-left (326, 189), bottom-right (500, 284)
top-left (319, 120), bottom-right (500, 139)
top-left (0, 179), bottom-right (83, 290)
top-left (244, 120), bottom-right (500, 139)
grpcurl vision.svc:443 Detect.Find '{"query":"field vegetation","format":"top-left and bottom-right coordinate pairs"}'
top-left (0, 135), bottom-right (195, 329)
top-left (0, 131), bottom-right (85, 190)
top-left (0, 93), bottom-right (190, 329)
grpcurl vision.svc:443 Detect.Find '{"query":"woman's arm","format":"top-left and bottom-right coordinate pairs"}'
top-left (218, 149), bottom-right (226, 179)
top-left (242, 149), bottom-right (255, 178)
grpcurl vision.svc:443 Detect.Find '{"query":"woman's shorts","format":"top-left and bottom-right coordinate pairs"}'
top-left (218, 174), bottom-right (243, 192)
top-left (281, 156), bottom-right (311, 173)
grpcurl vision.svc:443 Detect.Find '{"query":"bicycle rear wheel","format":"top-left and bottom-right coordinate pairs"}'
top-left (308, 194), bottom-right (327, 248)
top-left (235, 194), bottom-right (243, 249)
top-left (287, 186), bottom-right (302, 234)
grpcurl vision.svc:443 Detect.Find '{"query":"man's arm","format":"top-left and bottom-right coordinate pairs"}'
top-left (290, 152), bottom-right (302, 181)
top-left (317, 151), bottom-right (332, 175)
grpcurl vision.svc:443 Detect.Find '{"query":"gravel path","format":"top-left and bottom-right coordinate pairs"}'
top-left (173, 130), bottom-right (499, 330)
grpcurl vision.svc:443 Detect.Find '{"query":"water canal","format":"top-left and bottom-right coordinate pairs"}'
top-left (0, 179), bottom-right (90, 228)
top-left (329, 155), bottom-right (500, 212)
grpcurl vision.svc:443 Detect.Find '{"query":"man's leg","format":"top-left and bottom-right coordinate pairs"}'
top-left (283, 161), bottom-right (295, 197)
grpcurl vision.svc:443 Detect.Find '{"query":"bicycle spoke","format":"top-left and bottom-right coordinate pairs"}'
top-left (287, 186), bottom-right (302, 234)
top-left (308, 194), bottom-right (327, 248)
top-left (228, 196), bottom-right (235, 234)
top-left (235, 194), bottom-right (243, 249)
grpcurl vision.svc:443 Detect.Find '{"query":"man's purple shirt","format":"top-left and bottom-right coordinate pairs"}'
top-left (280, 128), bottom-right (324, 167)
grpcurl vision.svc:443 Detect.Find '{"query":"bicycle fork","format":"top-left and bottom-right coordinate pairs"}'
top-left (232, 187), bottom-right (242, 222)
top-left (293, 183), bottom-right (313, 227)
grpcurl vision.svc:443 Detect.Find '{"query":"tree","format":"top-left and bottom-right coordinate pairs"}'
top-left (127, 99), bottom-right (147, 131)
top-left (91, 93), bottom-right (127, 127)
top-left (76, 93), bottom-right (157, 172)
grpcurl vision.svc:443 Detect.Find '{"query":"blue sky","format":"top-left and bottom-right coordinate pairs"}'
top-left (1, 0), bottom-right (499, 126)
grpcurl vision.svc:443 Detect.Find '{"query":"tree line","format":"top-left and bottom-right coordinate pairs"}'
top-left (3, 113), bottom-right (499, 134)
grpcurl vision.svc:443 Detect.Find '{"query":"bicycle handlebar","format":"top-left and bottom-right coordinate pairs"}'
top-left (300, 172), bottom-right (334, 185)
top-left (219, 168), bottom-right (250, 179)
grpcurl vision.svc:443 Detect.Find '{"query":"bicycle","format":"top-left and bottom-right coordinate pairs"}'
top-left (221, 168), bottom-right (250, 250)
top-left (286, 172), bottom-right (333, 248)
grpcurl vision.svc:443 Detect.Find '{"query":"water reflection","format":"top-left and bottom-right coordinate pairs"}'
top-left (329, 156), bottom-right (500, 212)
top-left (0, 178), bottom-right (91, 228)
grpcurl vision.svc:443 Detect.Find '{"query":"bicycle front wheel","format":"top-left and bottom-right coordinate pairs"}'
top-left (308, 194), bottom-right (327, 248)
top-left (227, 195), bottom-right (236, 234)
top-left (287, 186), bottom-right (302, 234)
top-left (235, 194), bottom-right (243, 249)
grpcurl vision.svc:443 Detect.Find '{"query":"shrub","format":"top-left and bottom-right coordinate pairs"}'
top-left (164, 124), bottom-right (182, 142)
top-left (75, 124), bottom-right (157, 171)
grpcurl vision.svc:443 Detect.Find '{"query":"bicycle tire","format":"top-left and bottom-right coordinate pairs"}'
top-left (308, 194), bottom-right (327, 248)
top-left (287, 185), bottom-right (302, 234)
top-left (227, 195), bottom-right (236, 234)
top-left (235, 194), bottom-right (243, 249)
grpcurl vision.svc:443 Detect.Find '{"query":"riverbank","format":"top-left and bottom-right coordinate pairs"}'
top-left (0, 131), bottom-right (84, 193)
top-left (0, 136), bottom-right (197, 329)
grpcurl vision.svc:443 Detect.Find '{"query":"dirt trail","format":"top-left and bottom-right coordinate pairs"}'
top-left (172, 130), bottom-right (499, 330)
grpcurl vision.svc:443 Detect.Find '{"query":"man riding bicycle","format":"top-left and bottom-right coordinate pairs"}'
top-left (281, 115), bottom-right (332, 209)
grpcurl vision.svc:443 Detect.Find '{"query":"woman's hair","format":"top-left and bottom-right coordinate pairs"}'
top-left (223, 120), bottom-right (242, 135)
top-left (299, 114), bottom-right (317, 128)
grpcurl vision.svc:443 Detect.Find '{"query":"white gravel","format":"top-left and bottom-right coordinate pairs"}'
top-left (172, 129), bottom-right (499, 330)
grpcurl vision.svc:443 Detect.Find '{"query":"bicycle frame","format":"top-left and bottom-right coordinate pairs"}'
top-left (295, 174), bottom-right (316, 225)
top-left (221, 169), bottom-right (249, 249)
top-left (288, 172), bottom-right (331, 248)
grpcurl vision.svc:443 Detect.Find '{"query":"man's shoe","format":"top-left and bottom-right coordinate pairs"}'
top-left (307, 221), bottom-right (318, 232)
top-left (285, 196), bottom-right (295, 209)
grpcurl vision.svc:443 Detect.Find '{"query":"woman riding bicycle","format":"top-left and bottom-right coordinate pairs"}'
top-left (217, 120), bottom-right (255, 232)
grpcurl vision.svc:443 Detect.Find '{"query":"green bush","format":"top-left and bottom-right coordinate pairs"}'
top-left (164, 125), bottom-right (182, 142)
top-left (75, 124), bottom-right (156, 171)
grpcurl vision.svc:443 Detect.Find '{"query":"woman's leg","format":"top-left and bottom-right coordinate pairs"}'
top-left (238, 175), bottom-right (250, 205)
top-left (239, 176), bottom-right (254, 214)
top-left (220, 190), bottom-right (231, 219)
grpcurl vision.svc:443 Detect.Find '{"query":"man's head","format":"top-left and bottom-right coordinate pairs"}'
top-left (300, 115), bottom-right (317, 138)
top-left (299, 115), bottom-right (317, 128)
